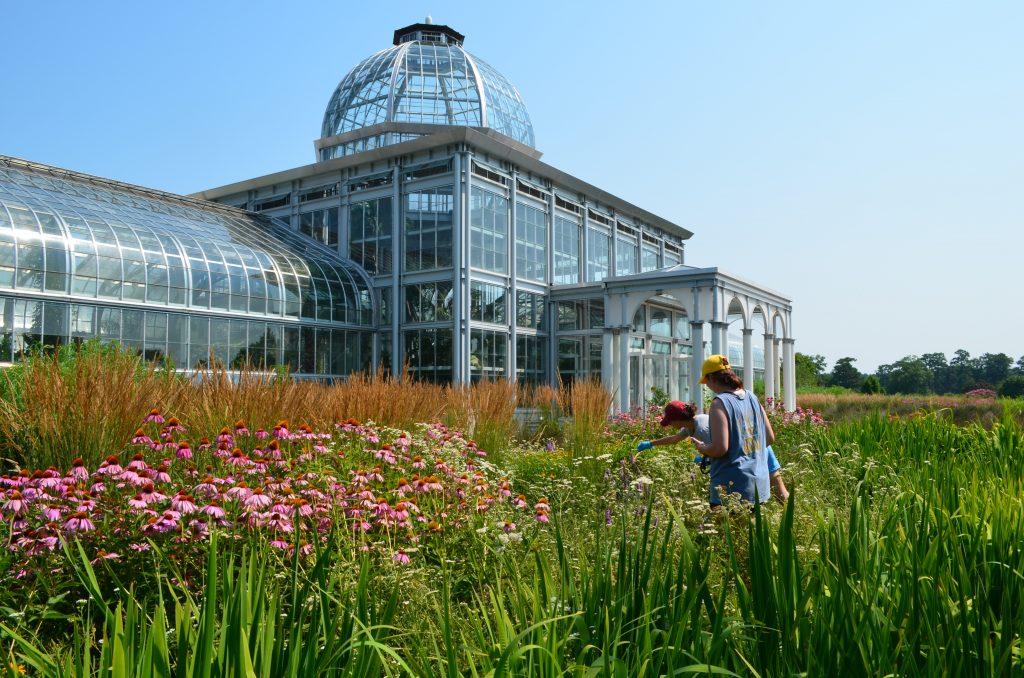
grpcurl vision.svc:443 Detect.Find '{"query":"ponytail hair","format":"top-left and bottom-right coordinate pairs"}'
top-left (706, 368), bottom-right (743, 390)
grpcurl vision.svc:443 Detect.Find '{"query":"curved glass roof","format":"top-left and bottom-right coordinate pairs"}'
top-left (321, 37), bottom-right (535, 148)
top-left (0, 157), bottom-right (374, 327)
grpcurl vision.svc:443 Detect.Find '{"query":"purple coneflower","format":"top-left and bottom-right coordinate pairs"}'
top-left (3, 490), bottom-right (28, 516)
top-left (393, 551), bottom-right (411, 565)
top-left (144, 409), bottom-right (165, 424)
top-left (131, 429), bottom-right (152, 446)
top-left (234, 420), bottom-right (250, 436)
top-left (176, 442), bottom-right (193, 460)
top-left (63, 511), bottom-right (95, 532)
top-left (243, 488), bottom-right (272, 509)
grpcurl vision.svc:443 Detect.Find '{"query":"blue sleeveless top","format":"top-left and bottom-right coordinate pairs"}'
top-left (708, 390), bottom-right (770, 504)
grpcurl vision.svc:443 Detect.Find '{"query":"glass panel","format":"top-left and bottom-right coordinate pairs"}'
top-left (470, 187), bottom-right (508, 273)
top-left (470, 328), bottom-right (506, 382)
top-left (587, 228), bottom-right (610, 282)
top-left (404, 186), bottom-right (453, 271)
top-left (469, 281), bottom-right (506, 325)
top-left (650, 308), bottom-right (671, 337)
top-left (349, 196), bottom-right (393, 275)
top-left (553, 215), bottom-right (580, 285)
top-left (516, 334), bottom-right (546, 385)
top-left (516, 290), bottom-right (544, 330)
top-left (515, 202), bottom-right (546, 282)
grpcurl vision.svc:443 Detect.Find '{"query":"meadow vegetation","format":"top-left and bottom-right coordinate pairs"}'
top-left (0, 342), bottom-right (1021, 676)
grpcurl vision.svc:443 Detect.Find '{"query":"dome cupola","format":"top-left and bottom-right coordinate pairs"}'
top-left (319, 19), bottom-right (535, 159)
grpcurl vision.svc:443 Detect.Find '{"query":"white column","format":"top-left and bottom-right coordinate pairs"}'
top-left (773, 337), bottom-right (782, 403)
top-left (783, 338), bottom-right (796, 411)
top-left (742, 328), bottom-right (754, 390)
top-left (763, 333), bottom-right (775, 404)
top-left (391, 165), bottom-right (403, 379)
top-left (619, 325), bottom-right (630, 412)
top-left (690, 321), bottom-right (705, 413)
top-left (720, 322), bottom-right (730, 360)
top-left (710, 320), bottom-right (724, 356)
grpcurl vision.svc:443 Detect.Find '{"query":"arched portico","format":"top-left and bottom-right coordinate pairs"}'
top-left (599, 266), bottom-right (795, 413)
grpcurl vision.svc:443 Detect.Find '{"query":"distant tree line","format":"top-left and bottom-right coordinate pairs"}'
top-left (795, 351), bottom-right (1024, 398)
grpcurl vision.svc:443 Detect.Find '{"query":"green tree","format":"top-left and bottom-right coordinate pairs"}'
top-left (860, 375), bottom-right (883, 394)
top-left (998, 375), bottom-right (1024, 398)
top-left (884, 356), bottom-right (932, 394)
top-left (977, 352), bottom-right (1013, 388)
top-left (830, 357), bottom-right (863, 390)
top-left (795, 352), bottom-right (827, 389)
top-left (948, 349), bottom-right (976, 393)
top-left (920, 352), bottom-right (950, 393)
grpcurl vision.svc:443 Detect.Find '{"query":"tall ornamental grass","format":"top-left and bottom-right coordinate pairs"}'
top-left (0, 343), bottom-right (178, 471)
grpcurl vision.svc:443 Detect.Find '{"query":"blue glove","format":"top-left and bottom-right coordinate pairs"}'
top-left (637, 441), bottom-right (653, 452)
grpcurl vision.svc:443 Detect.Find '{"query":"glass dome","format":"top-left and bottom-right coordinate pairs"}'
top-left (0, 156), bottom-right (375, 373)
top-left (321, 23), bottom-right (535, 149)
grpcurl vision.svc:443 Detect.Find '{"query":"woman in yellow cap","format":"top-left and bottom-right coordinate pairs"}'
top-left (692, 354), bottom-right (777, 506)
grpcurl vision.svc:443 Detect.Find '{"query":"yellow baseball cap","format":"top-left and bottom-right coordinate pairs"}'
top-left (699, 354), bottom-right (731, 384)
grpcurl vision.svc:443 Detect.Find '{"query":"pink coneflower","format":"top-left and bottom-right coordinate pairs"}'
top-left (131, 429), bottom-right (152, 446)
top-left (392, 551), bottom-right (411, 565)
top-left (233, 420), bottom-right (250, 437)
top-left (243, 488), bottom-right (272, 509)
top-left (126, 453), bottom-right (148, 471)
top-left (171, 492), bottom-right (199, 514)
top-left (411, 455), bottom-right (426, 470)
top-left (128, 495), bottom-right (148, 511)
top-left (163, 417), bottom-right (186, 434)
top-left (498, 481), bottom-right (512, 498)
top-left (255, 428), bottom-right (269, 440)
top-left (138, 482), bottom-right (165, 504)
top-left (201, 501), bottom-right (226, 519)
top-left (216, 427), bottom-right (234, 445)
top-left (534, 497), bottom-right (550, 512)
top-left (69, 458), bottom-right (90, 482)
top-left (291, 498), bottom-right (314, 518)
top-left (226, 448), bottom-right (250, 467)
top-left (535, 509), bottom-right (550, 524)
top-left (40, 504), bottom-right (62, 521)
top-left (395, 478), bottom-right (413, 496)
top-left (152, 511), bottom-right (180, 532)
top-left (197, 437), bottom-right (212, 450)
top-left (90, 550), bottom-right (121, 565)
top-left (153, 465), bottom-right (171, 484)
top-left (272, 422), bottom-right (290, 439)
top-left (267, 440), bottom-right (283, 460)
top-left (3, 490), bottom-right (28, 516)
top-left (96, 455), bottom-right (123, 476)
top-left (502, 521), bottom-right (517, 533)
top-left (144, 408), bottom-right (165, 423)
top-left (270, 538), bottom-right (290, 550)
top-left (352, 520), bottom-right (371, 532)
top-left (63, 511), bottom-right (95, 532)
top-left (226, 482), bottom-right (251, 500)
top-left (176, 442), bottom-right (193, 460)
top-left (193, 476), bottom-right (218, 498)
top-left (264, 511), bottom-right (293, 532)
top-left (372, 497), bottom-right (390, 516)
top-left (350, 469), bottom-right (369, 484)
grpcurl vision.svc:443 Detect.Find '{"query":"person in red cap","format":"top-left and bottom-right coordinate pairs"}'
top-left (636, 400), bottom-right (711, 453)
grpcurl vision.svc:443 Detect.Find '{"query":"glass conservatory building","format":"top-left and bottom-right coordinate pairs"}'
top-left (0, 156), bottom-right (375, 375)
top-left (1, 19), bottom-right (796, 411)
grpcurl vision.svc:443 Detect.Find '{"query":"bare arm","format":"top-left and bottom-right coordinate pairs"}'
top-left (650, 432), bottom-right (689, 447)
top-left (762, 403), bottom-right (776, 445)
top-left (697, 400), bottom-right (730, 458)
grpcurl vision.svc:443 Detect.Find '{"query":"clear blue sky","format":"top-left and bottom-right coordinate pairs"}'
top-left (1, 1), bottom-right (1021, 372)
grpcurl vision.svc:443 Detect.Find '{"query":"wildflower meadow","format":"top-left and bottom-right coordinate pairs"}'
top-left (0, 344), bottom-right (1022, 676)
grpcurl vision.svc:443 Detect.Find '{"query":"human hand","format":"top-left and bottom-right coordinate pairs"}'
top-left (637, 441), bottom-right (653, 452)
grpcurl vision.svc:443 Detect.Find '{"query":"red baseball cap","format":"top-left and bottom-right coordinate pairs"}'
top-left (660, 400), bottom-right (691, 426)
